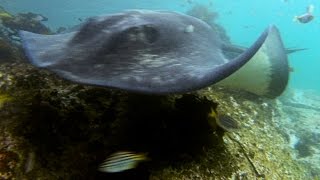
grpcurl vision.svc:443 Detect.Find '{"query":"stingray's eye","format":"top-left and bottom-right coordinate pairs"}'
top-left (123, 25), bottom-right (159, 44)
top-left (101, 24), bottom-right (160, 54)
top-left (70, 18), bottom-right (101, 44)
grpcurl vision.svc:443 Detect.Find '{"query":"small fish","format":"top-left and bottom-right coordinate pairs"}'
top-left (21, 12), bottom-right (48, 22)
top-left (216, 114), bottom-right (239, 132)
top-left (294, 13), bottom-right (314, 23)
top-left (32, 14), bottom-right (48, 22)
top-left (293, 4), bottom-right (315, 24)
top-left (208, 108), bottom-right (218, 128)
top-left (208, 108), bottom-right (239, 132)
top-left (99, 151), bottom-right (149, 173)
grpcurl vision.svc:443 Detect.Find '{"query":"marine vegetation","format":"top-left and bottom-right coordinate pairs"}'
top-left (0, 62), bottom-right (312, 179)
top-left (0, 93), bottom-right (10, 108)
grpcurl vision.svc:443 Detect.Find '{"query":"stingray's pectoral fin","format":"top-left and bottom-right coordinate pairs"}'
top-left (19, 30), bottom-right (76, 67)
top-left (217, 25), bottom-right (289, 98)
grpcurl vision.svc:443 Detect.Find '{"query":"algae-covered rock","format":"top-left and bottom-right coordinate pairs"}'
top-left (0, 39), bottom-right (23, 63)
top-left (0, 62), bottom-right (312, 179)
top-left (1, 7), bottom-right (52, 55)
top-left (2, 12), bottom-right (51, 35)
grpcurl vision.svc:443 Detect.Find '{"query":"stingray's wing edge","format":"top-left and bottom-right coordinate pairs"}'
top-left (217, 25), bottom-right (289, 98)
top-left (201, 25), bottom-right (270, 88)
top-left (19, 30), bottom-right (76, 67)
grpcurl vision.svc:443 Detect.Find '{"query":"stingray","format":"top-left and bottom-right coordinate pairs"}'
top-left (19, 10), bottom-right (289, 98)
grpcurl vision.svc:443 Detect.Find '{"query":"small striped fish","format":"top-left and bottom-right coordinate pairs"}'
top-left (99, 151), bottom-right (149, 173)
top-left (217, 114), bottom-right (239, 132)
top-left (208, 108), bottom-right (239, 132)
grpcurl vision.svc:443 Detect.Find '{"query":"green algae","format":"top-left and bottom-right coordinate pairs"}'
top-left (0, 93), bottom-right (11, 108)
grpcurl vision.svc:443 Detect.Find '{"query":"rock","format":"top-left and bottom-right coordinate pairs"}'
top-left (277, 89), bottom-right (320, 177)
top-left (0, 63), bottom-right (311, 179)
top-left (0, 38), bottom-right (23, 63)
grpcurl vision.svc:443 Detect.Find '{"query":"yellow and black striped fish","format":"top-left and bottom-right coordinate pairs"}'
top-left (99, 151), bottom-right (149, 173)
top-left (208, 108), bottom-right (239, 132)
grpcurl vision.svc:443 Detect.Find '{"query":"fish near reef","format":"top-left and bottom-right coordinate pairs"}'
top-left (99, 151), bottom-right (149, 173)
top-left (216, 114), bottom-right (239, 132)
top-left (208, 108), bottom-right (239, 132)
top-left (19, 10), bottom-right (288, 97)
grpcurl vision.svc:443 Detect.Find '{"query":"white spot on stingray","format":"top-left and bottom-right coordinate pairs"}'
top-left (120, 76), bottom-right (130, 81)
top-left (94, 64), bottom-right (105, 69)
top-left (184, 25), bottom-right (194, 33)
top-left (134, 76), bottom-right (143, 82)
top-left (151, 76), bottom-right (161, 82)
top-left (132, 69), bottom-right (144, 74)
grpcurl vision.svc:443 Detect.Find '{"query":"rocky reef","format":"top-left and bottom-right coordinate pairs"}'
top-left (1, 5), bottom-right (51, 59)
top-left (0, 62), bottom-right (312, 179)
top-left (277, 89), bottom-right (320, 178)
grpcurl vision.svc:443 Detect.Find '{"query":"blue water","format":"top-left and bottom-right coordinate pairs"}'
top-left (1, 0), bottom-right (319, 92)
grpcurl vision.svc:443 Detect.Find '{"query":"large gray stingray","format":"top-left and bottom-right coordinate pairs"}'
top-left (19, 10), bottom-right (289, 98)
